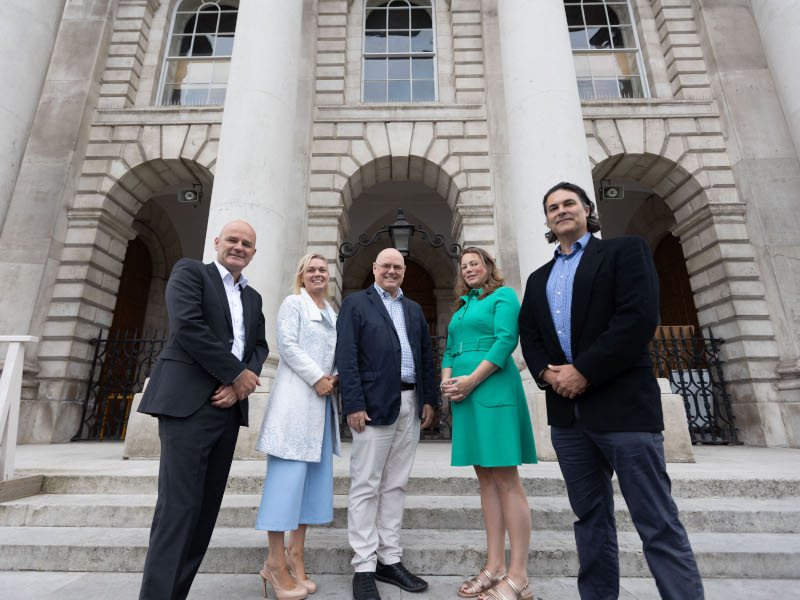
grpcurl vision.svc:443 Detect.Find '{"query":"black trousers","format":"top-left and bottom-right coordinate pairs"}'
top-left (551, 421), bottom-right (704, 600)
top-left (139, 401), bottom-right (241, 600)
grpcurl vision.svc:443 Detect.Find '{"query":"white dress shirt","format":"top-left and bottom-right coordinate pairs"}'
top-left (214, 260), bottom-right (248, 361)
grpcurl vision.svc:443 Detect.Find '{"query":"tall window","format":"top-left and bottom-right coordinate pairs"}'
top-left (159, 0), bottom-right (239, 106)
top-left (565, 0), bottom-right (648, 100)
top-left (363, 0), bottom-right (436, 103)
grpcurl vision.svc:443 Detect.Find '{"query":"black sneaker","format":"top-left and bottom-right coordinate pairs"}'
top-left (353, 572), bottom-right (381, 600)
top-left (375, 561), bottom-right (428, 593)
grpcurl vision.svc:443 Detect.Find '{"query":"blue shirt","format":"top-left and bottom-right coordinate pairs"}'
top-left (374, 283), bottom-right (416, 383)
top-left (546, 232), bottom-right (592, 363)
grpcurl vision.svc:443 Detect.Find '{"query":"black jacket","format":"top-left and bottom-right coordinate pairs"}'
top-left (518, 235), bottom-right (663, 432)
top-left (138, 259), bottom-right (269, 426)
top-left (335, 286), bottom-right (437, 425)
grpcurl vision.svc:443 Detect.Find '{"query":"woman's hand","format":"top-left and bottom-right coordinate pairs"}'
top-left (441, 374), bottom-right (478, 402)
top-left (313, 375), bottom-right (335, 396)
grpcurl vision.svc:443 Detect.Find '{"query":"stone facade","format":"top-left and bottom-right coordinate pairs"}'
top-left (2, 0), bottom-right (799, 448)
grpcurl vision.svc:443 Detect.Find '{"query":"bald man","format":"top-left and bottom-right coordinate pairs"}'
top-left (138, 221), bottom-right (268, 600)
top-left (336, 248), bottom-right (437, 600)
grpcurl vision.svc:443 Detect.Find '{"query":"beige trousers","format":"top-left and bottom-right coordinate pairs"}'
top-left (348, 390), bottom-right (421, 572)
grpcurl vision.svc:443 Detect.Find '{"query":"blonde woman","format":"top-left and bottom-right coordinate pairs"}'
top-left (255, 253), bottom-right (341, 599)
top-left (441, 247), bottom-right (537, 600)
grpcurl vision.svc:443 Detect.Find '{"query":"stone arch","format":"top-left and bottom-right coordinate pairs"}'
top-left (590, 150), bottom-right (782, 435)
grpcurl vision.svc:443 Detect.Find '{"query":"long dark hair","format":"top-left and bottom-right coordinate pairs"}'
top-left (542, 181), bottom-right (601, 243)
top-left (451, 247), bottom-right (505, 313)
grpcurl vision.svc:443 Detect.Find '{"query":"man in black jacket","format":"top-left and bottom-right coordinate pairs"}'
top-left (336, 248), bottom-right (437, 600)
top-left (138, 220), bottom-right (268, 600)
top-left (518, 182), bottom-right (703, 600)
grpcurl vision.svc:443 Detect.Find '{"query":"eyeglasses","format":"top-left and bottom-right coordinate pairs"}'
top-left (375, 263), bottom-right (405, 272)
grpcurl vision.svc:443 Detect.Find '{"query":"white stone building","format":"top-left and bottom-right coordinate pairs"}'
top-left (1, 0), bottom-right (799, 449)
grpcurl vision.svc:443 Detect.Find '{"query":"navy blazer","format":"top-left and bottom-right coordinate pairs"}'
top-left (335, 285), bottom-right (437, 426)
top-left (138, 259), bottom-right (269, 426)
top-left (518, 235), bottom-right (663, 432)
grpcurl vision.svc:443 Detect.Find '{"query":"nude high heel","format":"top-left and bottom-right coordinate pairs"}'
top-left (286, 548), bottom-right (317, 594)
top-left (259, 563), bottom-right (308, 599)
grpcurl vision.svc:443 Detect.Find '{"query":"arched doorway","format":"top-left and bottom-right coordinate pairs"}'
top-left (654, 234), bottom-right (701, 332)
top-left (109, 238), bottom-right (152, 335)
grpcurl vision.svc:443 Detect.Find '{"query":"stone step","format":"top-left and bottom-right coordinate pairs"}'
top-left (38, 473), bottom-right (800, 498)
top-left (0, 527), bottom-right (798, 579)
top-left (2, 493), bottom-right (798, 534)
top-left (4, 572), bottom-right (800, 600)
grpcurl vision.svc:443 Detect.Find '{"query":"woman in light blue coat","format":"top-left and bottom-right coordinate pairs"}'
top-left (255, 252), bottom-right (341, 599)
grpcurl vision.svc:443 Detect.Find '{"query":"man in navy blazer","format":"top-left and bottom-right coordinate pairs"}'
top-left (336, 247), bottom-right (436, 600)
top-left (518, 182), bottom-right (703, 600)
top-left (138, 220), bottom-right (268, 600)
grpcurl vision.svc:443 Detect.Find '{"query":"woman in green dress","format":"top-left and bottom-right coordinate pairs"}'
top-left (441, 247), bottom-right (537, 600)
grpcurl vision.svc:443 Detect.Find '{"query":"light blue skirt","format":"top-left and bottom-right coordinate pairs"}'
top-left (255, 398), bottom-right (334, 531)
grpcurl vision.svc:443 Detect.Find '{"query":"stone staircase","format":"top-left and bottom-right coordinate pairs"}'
top-left (1, 467), bottom-right (800, 585)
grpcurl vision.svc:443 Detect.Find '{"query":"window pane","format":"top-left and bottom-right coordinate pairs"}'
top-left (388, 32), bottom-right (410, 53)
top-left (364, 57), bottom-right (387, 81)
top-left (208, 86), bottom-right (227, 104)
top-left (594, 78), bottom-right (620, 99)
top-left (365, 8), bottom-right (386, 30)
top-left (588, 26), bottom-right (612, 49)
top-left (214, 33), bottom-right (234, 56)
top-left (364, 81), bottom-right (387, 102)
top-left (564, 4), bottom-right (584, 27)
top-left (410, 29), bottom-right (434, 52)
top-left (615, 52), bottom-right (640, 77)
top-left (388, 80), bottom-right (411, 102)
top-left (169, 34), bottom-right (193, 57)
top-left (412, 79), bottom-right (435, 102)
top-left (211, 61), bottom-right (230, 84)
top-left (192, 34), bottom-right (215, 56)
top-left (619, 76), bottom-right (644, 98)
top-left (589, 52), bottom-right (617, 77)
top-left (218, 11), bottom-right (237, 33)
top-left (388, 8), bottom-right (410, 30)
top-left (583, 5), bottom-right (608, 26)
top-left (412, 57), bottom-right (434, 78)
top-left (612, 26), bottom-right (637, 49)
top-left (569, 27), bottom-right (589, 49)
top-left (410, 7), bottom-right (432, 28)
top-left (388, 57), bottom-right (410, 79)
top-left (168, 84), bottom-right (210, 106)
top-left (174, 12), bottom-right (195, 35)
top-left (165, 60), bottom-right (213, 85)
top-left (606, 4), bottom-right (632, 25)
top-left (573, 54), bottom-right (591, 78)
top-left (195, 10), bottom-right (220, 34)
top-left (365, 31), bottom-right (387, 53)
top-left (577, 78), bottom-right (594, 100)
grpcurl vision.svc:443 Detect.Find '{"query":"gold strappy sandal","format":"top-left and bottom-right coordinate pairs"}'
top-left (457, 568), bottom-right (505, 598)
top-left (477, 575), bottom-right (534, 600)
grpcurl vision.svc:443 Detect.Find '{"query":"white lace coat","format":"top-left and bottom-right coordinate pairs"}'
top-left (255, 289), bottom-right (342, 461)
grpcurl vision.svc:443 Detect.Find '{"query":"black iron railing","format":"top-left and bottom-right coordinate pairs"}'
top-left (72, 329), bottom-right (166, 441)
top-left (648, 326), bottom-right (738, 444)
top-left (73, 328), bottom-right (737, 445)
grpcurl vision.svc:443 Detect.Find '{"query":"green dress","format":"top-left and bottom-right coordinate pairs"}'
top-left (443, 286), bottom-right (537, 467)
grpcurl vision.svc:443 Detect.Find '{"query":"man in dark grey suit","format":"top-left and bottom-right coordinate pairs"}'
top-left (138, 220), bottom-right (268, 600)
top-left (518, 182), bottom-right (703, 600)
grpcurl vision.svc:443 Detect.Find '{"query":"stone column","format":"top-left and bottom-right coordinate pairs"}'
top-left (0, 0), bottom-right (67, 232)
top-left (497, 0), bottom-right (595, 282)
top-left (750, 0), bottom-right (800, 161)
top-left (202, 0), bottom-right (307, 349)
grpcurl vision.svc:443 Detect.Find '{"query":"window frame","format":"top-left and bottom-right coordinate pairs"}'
top-left (565, 0), bottom-right (650, 101)
top-left (361, 0), bottom-right (439, 104)
top-left (157, 0), bottom-right (239, 107)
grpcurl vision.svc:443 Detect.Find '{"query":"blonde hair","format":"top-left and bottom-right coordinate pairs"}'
top-left (293, 252), bottom-right (329, 295)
